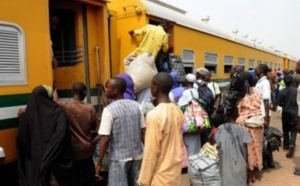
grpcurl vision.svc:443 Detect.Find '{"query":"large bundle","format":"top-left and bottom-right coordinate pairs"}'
top-left (188, 153), bottom-right (221, 186)
top-left (126, 53), bottom-right (157, 93)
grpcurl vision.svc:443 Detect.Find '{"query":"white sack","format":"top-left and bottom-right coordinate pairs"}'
top-left (126, 53), bottom-right (157, 93)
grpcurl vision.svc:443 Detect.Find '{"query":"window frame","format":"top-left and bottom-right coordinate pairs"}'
top-left (182, 49), bottom-right (195, 73)
top-left (238, 57), bottom-right (246, 67)
top-left (0, 21), bottom-right (27, 86)
top-left (248, 59), bottom-right (255, 70)
top-left (224, 55), bottom-right (233, 74)
top-left (204, 52), bottom-right (218, 75)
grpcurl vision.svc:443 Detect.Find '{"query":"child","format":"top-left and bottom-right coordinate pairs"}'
top-left (277, 75), bottom-right (298, 158)
top-left (215, 107), bottom-right (252, 186)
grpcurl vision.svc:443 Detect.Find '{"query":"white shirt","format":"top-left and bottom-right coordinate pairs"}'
top-left (0, 147), bottom-right (5, 158)
top-left (98, 107), bottom-right (145, 161)
top-left (255, 76), bottom-right (271, 117)
top-left (207, 82), bottom-right (221, 98)
top-left (98, 107), bottom-right (145, 135)
top-left (297, 84), bottom-right (300, 117)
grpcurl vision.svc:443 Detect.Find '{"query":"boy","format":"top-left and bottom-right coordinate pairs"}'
top-left (215, 107), bottom-right (252, 186)
top-left (277, 75), bottom-right (298, 158)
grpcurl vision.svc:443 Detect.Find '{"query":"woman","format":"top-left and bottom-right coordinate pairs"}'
top-left (169, 72), bottom-right (185, 102)
top-left (17, 85), bottom-right (77, 186)
top-left (116, 73), bottom-right (135, 100)
top-left (236, 72), bottom-right (264, 185)
top-left (178, 74), bottom-right (201, 156)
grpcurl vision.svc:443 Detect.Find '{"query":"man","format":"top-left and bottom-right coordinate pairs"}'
top-left (124, 20), bottom-right (169, 69)
top-left (292, 60), bottom-right (300, 88)
top-left (138, 72), bottom-right (184, 186)
top-left (95, 77), bottom-right (145, 186)
top-left (267, 68), bottom-right (278, 111)
top-left (205, 71), bottom-right (221, 115)
top-left (53, 82), bottom-right (97, 186)
top-left (50, 15), bottom-right (60, 69)
top-left (294, 69), bottom-right (300, 176)
top-left (277, 75), bottom-right (298, 158)
top-left (255, 64), bottom-right (274, 168)
top-left (194, 68), bottom-right (215, 146)
top-left (177, 73), bottom-right (198, 108)
top-left (194, 67), bottom-right (210, 89)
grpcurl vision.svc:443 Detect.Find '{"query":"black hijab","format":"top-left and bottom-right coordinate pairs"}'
top-left (17, 86), bottom-right (77, 186)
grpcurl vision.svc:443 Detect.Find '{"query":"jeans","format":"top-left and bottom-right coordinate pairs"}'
top-left (108, 159), bottom-right (141, 186)
top-left (76, 155), bottom-right (95, 186)
top-left (282, 112), bottom-right (297, 148)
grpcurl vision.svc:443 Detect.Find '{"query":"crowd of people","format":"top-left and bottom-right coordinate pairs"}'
top-left (10, 19), bottom-right (300, 186)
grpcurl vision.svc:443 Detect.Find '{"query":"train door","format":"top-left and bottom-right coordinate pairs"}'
top-left (50, 0), bottom-right (110, 110)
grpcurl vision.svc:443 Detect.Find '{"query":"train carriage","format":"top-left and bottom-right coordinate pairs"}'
top-left (0, 0), bottom-right (298, 168)
top-left (0, 0), bottom-right (111, 164)
top-left (108, 0), bottom-right (297, 87)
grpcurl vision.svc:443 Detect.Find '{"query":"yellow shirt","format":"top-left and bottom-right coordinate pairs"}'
top-left (138, 103), bottom-right (184, 186)
top-left (133, 25), bottom-right (168, 57)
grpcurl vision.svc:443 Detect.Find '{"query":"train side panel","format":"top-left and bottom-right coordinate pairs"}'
top-left (0, 0), bottom-right (52, 163)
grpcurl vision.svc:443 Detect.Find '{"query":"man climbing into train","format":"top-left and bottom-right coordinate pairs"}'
top-left (124, 19), bottom-right (170, 69)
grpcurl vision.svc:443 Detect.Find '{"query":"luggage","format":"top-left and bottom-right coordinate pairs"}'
top-left (169, 53), bottom-right (186, 83)
top-left (188, 153), bottom-right (221, 186)
top-left (181, 91), bottom-right (211, 133)
top-left (126, 53), bottom-right (157, 93)
top-left (195, 82), bottom-right (215, 115)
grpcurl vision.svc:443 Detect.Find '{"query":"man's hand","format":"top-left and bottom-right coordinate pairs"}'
top-left (52, 57), bottom-right (58, 69)
top-left (129, 30), bottom-right (134, 36)
top-left (18, 108), bottom-right (26, 118)
top-left (95, 163), bottom-right (102, 178)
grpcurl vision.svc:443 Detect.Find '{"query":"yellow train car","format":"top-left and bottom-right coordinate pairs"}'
top-left (108, 0), bottom-right (295, 87)
top-left (0, 0), bottom-right (110, 164)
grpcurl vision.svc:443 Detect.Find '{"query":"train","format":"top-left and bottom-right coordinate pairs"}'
top-left (0, 0), bottom-right (298, 165)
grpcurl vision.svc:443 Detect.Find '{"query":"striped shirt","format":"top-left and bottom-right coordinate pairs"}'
top-left (133, 25), bottom-right (168, 57)
top-left (57, 100), bottom-right (97, 160)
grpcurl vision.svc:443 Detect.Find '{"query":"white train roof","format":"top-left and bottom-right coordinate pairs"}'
top-left (141, 0), bottom-right (297, 61)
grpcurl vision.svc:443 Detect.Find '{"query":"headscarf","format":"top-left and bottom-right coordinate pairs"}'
top-left (17, 85), bottom-right (77, 186)
top-left (116, 73), bottom-right (135, 100)
top-left (170, 72), bottom-right (185, 101)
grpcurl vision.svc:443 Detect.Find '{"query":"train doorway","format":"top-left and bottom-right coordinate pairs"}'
top-left (49, 0), bottom-right (110, 109)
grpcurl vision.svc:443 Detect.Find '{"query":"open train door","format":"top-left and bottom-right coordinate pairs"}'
top-left (50, 0), bottom-right (111, 112)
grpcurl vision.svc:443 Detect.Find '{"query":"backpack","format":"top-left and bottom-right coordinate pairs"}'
top-left (181, 91), bottom-right (211, 133)
top-left (195, 82), bottom-right (215, 115)
top-left (169, 53), bottom-right (186, 83)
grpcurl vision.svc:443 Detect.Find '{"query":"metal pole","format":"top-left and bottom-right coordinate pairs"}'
top-left (82, 4), bottom-right (91, 103)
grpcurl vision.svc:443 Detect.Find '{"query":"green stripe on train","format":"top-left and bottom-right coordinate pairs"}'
top-left (0, 106), bottom-right (101, 130)
top-left (0, 118), bottom-right (19, 130)
top-left (0, 88), bottom-right (99, 108)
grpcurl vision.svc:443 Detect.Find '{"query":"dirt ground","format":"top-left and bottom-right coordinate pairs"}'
top-left (180, 111), bottom-right (300, 186)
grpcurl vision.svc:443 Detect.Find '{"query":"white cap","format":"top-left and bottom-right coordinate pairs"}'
top-left (0, 147), bottom-right (5, 158)
top-left (185, 73), bottom-right (196, 83)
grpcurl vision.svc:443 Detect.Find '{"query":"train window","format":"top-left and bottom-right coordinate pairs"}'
top-left (270, 63), bottom-right (273, 70)
top-left (224, 55), bottom-right (233, 74)
top-left (238, 58), bottom-right (245, 67)
top-left (0, 22), bottom-right (27, 86)
top-left (204, 52), bottom-right (217, 75)
top-left (182, 49), bottom-right (194, 73)
top-left (257, 60), bottom-right (262, 66)
top-left (249, 59), bottom-right (255, 70)
top-left (50, 10), bottom-right (80, 66)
